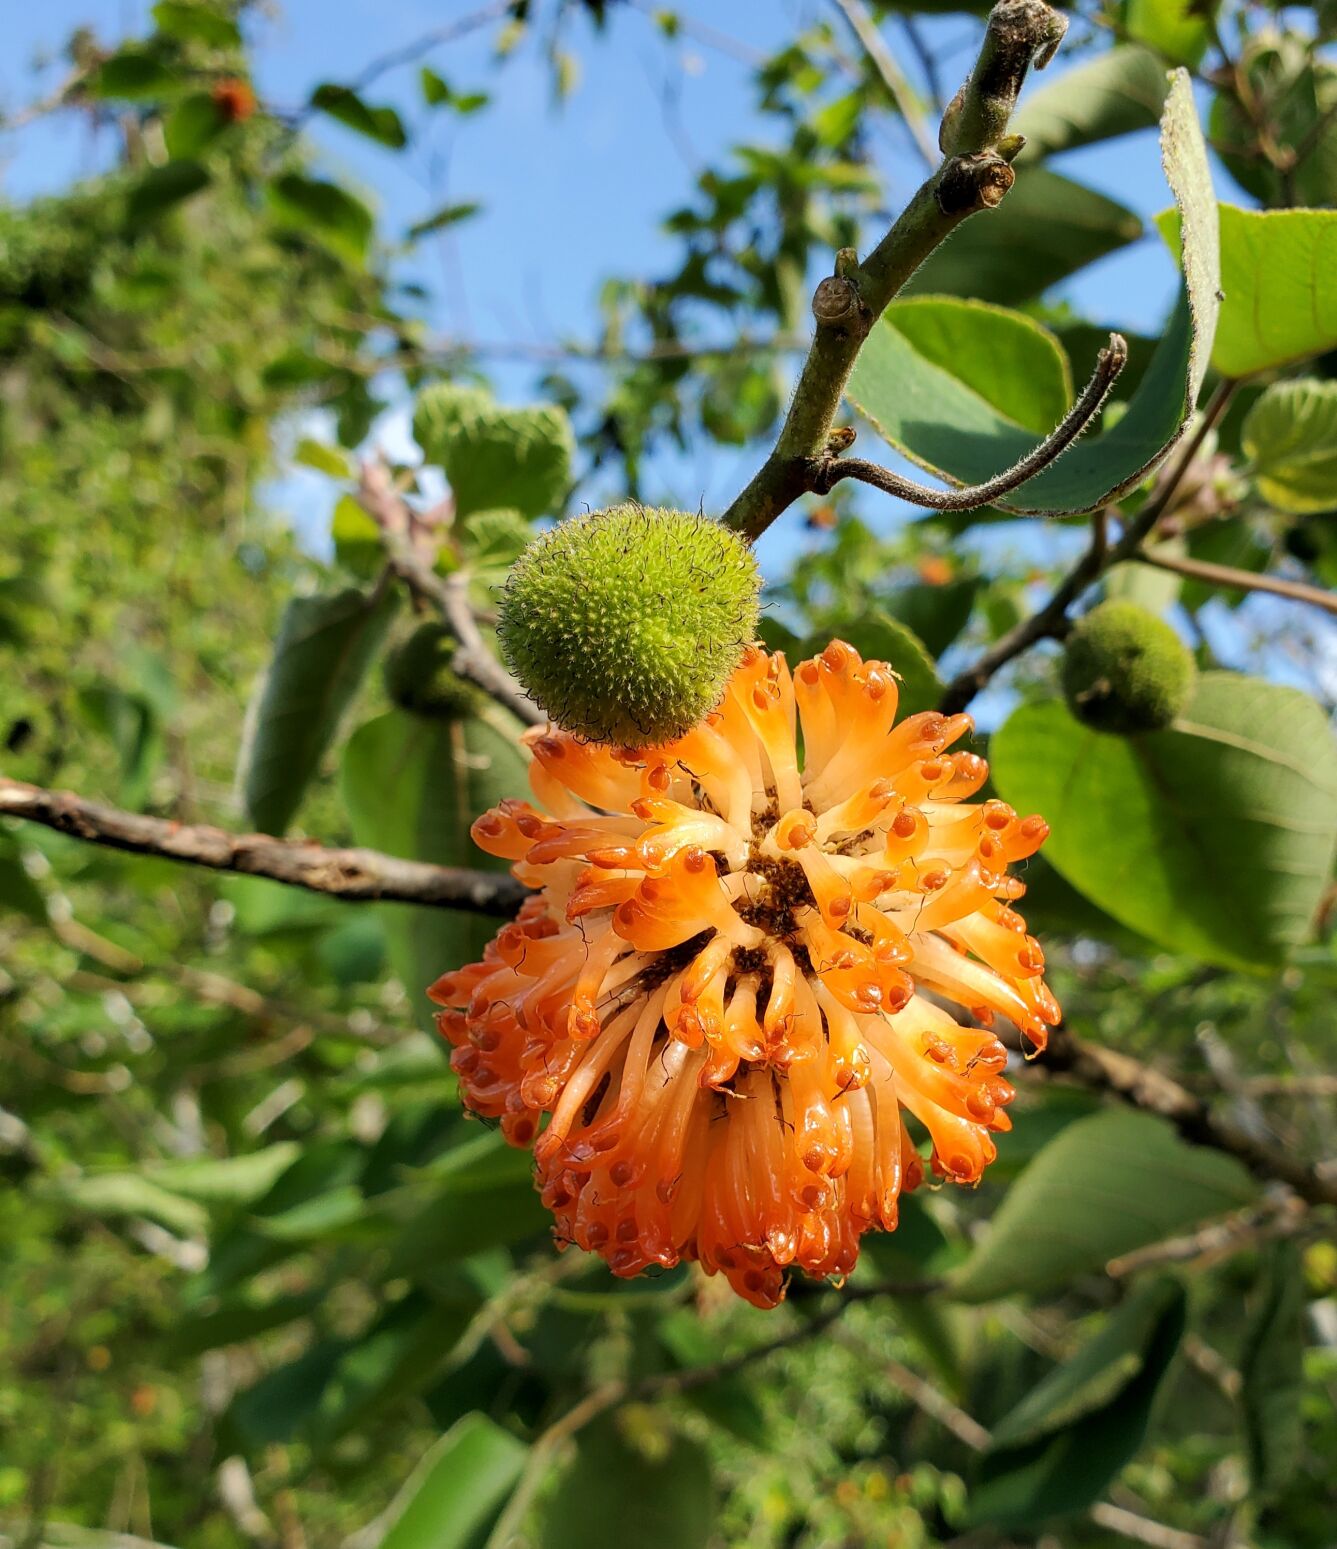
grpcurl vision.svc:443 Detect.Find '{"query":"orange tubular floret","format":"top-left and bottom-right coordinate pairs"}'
top-left (433, 642), bottom-right (1060, 1308)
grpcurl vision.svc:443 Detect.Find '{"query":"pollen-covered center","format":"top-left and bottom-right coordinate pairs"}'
top-left (431, 640), bottom-right (1061, 1309)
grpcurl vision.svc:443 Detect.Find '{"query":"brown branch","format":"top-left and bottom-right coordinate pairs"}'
top-left (814, 333), bottom-right (1126, 508)
top-left (1137, 546), bottom-right (1337, 617)
top-left (357, 458), bottom-right (543, 726)
top-left (1088, 1503), bottom-right (1210, 1549)
top-left (1013, 1023), bottom-right (1337, 1209)
top-left (722, 1), bottom-right (1068, 542)
top-left (0, 777), bottom-right (528, 917)
top-left (1104, 1195), bottom-right (1311, 1277)
top-left (938, 378), bottom-right (1240, 715)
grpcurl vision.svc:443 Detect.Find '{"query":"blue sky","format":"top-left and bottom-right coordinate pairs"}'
top-left (8, 3), bottom-right (1331, 711)
top-left (0, 2), bottom-right (1248, 588)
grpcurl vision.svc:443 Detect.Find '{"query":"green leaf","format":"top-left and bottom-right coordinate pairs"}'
top-left (88, 47), bottom-right (177, 100)
top-left (152, 2), bottom-right (242, 47)
top-left (990, 674), bottom-right (1337, 970)
top-left (143, 1143), bottom-right (302, 1206)
top-left (164, 93), bottom-right (228, 158)
top-left (167, 1292), bottom-right (324, 1359)
top-left (1242, 380), bottom-right (1337, 515)
top-left (949, 1110), bottom-right (1257, 1302)
top-left (852, 73), bottom-right (1220, 515)
top-left (78, 683), bottom-right (163, 808)
top-left (293, 437), bottom-right (353, 478)
top-left (990, 1281), bottom-right (1186, 1450)
top-left (461, 508), bottom-right (534, 590)
top-left (1211, 45), bottom-right (1337, 209)
top-left (874, 297), bottom-right (1073, 436)
top-left (307, 1295), bottom-right (477, 1448)
top-left (540, 1413), bottom-right (715, 1549)
top-left (1012, 45), bottom-right (1170, 160)
top-left (0, 836), bottom-right (46, 923)
top-left (1240, 1241), bottom-right (1307, 1498)
top-left (1158, 205), bottom-right (1337, 378)
top-left (805, 610), bottom-right (941, 717)
top-left (46, 1172), bottom-right (208, 1238)
top-left (970, 1279), bottom-right (1187, 1529)
top-left (412, 383), bottom-right (574, 519)
top-left (379, 1414), bottom-right (527, 1549)
top-left (268, 173), bottom-right (374, 264)
top-left (884, 575), bottom-right (981, 658)
top-left (1123, 0), bottom-right (1212, 67)
top-left (420, 66), bottom-right (452, 106)
top-left (904, 168), bottom-right (1143, 305)
top-left (700, 358), bottom-right (783, 445)
top-left (386, 1132), bottom-right (551, 1272)
top-left (342, 708), bottom-right (527, 1027)
top-left (310, 84), bottom-right (407, 149)
top-left (331, 493), bottom-right (383, 577)
top-left (126, 160), bottom-right (211, 226)
top-left (407, 201), bottom-right (482, 240)
top-left (241, 586), bottom-right (399, 834)
top-left (658, 1312), bottom-right (769, 1447)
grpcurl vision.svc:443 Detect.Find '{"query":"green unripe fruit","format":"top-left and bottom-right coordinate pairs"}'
top-left (383, 623), bottom-right (482, 719)
top-left (1061, 600), bottom-right (1196, 735)
top-left (497, 504), bottom-right (761, 747)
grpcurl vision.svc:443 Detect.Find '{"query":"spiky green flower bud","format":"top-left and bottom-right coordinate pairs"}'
top-left (383, 623), bottom-right (482, 719)
top-left (497, 504), bottom-right (761, 747)
top-left (1061, 600), bottom-right (1196, 735)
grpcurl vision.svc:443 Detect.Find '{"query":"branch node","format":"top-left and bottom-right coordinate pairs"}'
top-left (939, 0), bottom-right (1067, 157)
top-left (811, 274), bottom-right (865, 327)
top-left (936, 151), bottom-right (1015, 215)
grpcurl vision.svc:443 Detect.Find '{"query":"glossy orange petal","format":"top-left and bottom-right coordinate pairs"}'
top-left (433, 642), bottom-right (1059, 1307)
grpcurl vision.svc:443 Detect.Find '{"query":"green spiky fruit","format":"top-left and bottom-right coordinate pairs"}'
top-left (383, 623), bottom-right (482, 719)
top-left (497, 504), bottom-right (761, 747)
top-left (1061, 600), bottom-right (1196, 735)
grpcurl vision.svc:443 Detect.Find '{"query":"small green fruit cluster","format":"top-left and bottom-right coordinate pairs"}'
top-left (497, 504), bottom-right (761, 747)
top-left (1061, 600), bottom-right (1196, 735)
top-left (383, 623), bottom-right (482, 720)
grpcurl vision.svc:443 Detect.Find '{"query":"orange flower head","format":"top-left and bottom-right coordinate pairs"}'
top-left (429, 642), bottom-right (1060, 1308)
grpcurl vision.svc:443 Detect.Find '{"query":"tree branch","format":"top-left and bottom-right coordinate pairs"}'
top-left (722, 0), bottom-right (1068, 542)
top-left (938, 378), bottom-right (1240, 714)
top-left (357, 458), bottom-right (543, 726)
top-left (0, 778), bottom-right (528, 917)
top-left (1137, 546), bottom-right (1337, 617)
top-left (813, 332), bottom-right (1126, 508)
top-left (1011, 1023), bottom-right (1337, 1209)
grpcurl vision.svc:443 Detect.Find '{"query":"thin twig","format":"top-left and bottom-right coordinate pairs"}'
top-left (0, 777), bottom-right (528, 916)
top-left (1009, 1022), bottom-right (1337, 1209)
top-left (293, 0), bottom-right (516, 126)
top-left (0, 65), bottom-right (89, 131)
top-left (722, 2), bottom-right (1069, 541)
top-left (901, 15), bottom-right (946, 115)
top-left (1137, 547), bottom-right (1337, 617)
top-left (1089, 1502), bottom-right (1210, 1549)
top-left (830, 0), bottom-right (939, 170)
top-left (358, 458), bottom-right (543, 725)
top-left (938, 378), bottom-right (1240, 714)
top-left (815, 333), bottom-right (1126, 508)
top-left (1241, 1074), bottom-right (1337, 1097)
top-left (1104, 1196), bottom-right (1313, 1278)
